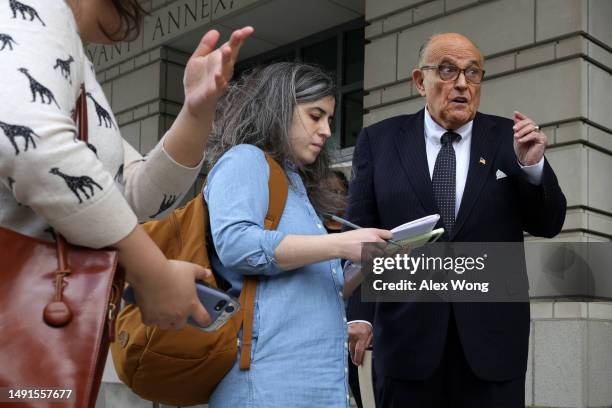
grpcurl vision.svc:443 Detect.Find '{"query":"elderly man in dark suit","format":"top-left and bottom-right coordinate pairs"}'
top-left (346, 33), bottom-right (566, 407)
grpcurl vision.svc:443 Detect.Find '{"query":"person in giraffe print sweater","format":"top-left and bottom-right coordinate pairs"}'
top-left (0, 0), bottom-right (254, 331)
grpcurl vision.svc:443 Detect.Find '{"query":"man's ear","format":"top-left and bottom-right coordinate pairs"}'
top-left (412, 69), bottom-right (426, 97)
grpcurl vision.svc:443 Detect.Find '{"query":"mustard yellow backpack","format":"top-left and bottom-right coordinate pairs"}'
top-left (110, 154), bottom-right (288, 406)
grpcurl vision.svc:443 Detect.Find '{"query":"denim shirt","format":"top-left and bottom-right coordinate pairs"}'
top-left (204, 144), bottom-right (350, 407)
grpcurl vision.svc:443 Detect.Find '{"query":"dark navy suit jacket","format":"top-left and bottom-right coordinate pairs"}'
top-left (346, 109), bottom-right (566, 381)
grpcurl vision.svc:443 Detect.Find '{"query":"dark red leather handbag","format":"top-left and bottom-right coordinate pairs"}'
top-left (0, 86), bottom-right (125, 407)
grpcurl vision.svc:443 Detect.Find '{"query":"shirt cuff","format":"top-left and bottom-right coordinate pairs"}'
top-left (160, 133), bottom-right (206, 170)
top-left (518, 157), bottom-right (544, 185)
top-left (348, 320), bottom-right (373, 328)
top-left (258, 229), bottom-right (287, 274)
top-left (144, 133), bottom-right (205, 192)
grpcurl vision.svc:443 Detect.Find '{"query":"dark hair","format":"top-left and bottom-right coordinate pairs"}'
top-left (207, 62), bottom-right (339, 215)
top-left (332, 170), bottom-right (349, 191)
top-left (100, 0), bottom-right (149, 42)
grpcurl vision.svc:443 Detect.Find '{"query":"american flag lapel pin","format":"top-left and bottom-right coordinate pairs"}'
top-left (479, 157), bottom-right (486, 165)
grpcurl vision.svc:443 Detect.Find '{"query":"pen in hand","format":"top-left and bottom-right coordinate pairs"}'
top-left (322, 213), bottom-right (403, 248)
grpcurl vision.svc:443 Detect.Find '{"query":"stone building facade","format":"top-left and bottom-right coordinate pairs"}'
top-left (93, 1), bottom-right (612, 407)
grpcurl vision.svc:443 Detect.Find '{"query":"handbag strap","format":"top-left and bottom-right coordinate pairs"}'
top-left (42, 85), bottom-right (89, 328)
top-left (42, 235), bottom-right (74, 327)
top-left (239, 154), bottom-right (288, 370)
top-left (74, 84), bottom-right (89, 143)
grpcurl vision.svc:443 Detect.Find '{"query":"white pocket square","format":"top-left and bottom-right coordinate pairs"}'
top-left (496, 169), bottom-right (508, 180)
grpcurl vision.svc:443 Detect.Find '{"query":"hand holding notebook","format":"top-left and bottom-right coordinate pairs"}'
top-left (339, 214), bottom-right (444, 297)
top-left (390, 214), bottom-right (444, 247)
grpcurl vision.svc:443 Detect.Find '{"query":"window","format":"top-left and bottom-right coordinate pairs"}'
top-left (302, 37), bottom-right (337, 74)
top-left (341, 90), bottom-right (363, 148)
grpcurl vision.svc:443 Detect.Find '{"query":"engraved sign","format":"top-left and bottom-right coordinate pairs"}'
top-left (86, 0), bottom-right (259, 72)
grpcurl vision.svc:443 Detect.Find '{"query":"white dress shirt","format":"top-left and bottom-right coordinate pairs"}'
top-left (423, 106), bottom-right (545, 216)
top-left (348, 108), bottom-right (545, 328)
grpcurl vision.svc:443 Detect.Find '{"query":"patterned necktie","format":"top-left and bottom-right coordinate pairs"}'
top-left (432, 131), bottom-right (461, 237)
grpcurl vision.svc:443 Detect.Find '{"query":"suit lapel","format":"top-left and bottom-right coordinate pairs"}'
top-left (451, 113), bottom-right (502, 240)
top-left (394, 109), bottom-right (437, 215)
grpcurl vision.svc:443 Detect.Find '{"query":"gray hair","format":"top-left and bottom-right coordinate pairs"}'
top-left (417, 35), bottom-right (436, 67)
top-left (206, 62), bottom-right (340, 215)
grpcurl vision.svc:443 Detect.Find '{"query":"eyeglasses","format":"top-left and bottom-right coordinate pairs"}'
top-left (420, 64), bottom-right (485, 84)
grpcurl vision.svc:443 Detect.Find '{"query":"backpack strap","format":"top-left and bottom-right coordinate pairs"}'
top-left (239, 153), bottom-right (288, 370)
top-left (262, 155), bottom-right (288, 231)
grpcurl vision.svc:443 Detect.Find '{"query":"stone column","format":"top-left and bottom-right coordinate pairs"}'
top-left (94, 45), bottom-right (179, 153)
top-left (362, 0), bottom-right (612, 406)
top-left (95, 45), bottom-right (204, 202)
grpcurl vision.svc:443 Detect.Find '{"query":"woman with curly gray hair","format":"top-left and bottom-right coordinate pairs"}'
top-left (204, 62), bottom-right (391, 407)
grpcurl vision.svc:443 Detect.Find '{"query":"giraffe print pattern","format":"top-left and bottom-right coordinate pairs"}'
top-left (114, 164), bottom-right (124, 185)
top-left (70, 127), bottom-right (98, 156)
top-left (1, 1), bottom-right (195, 246)
top-left (49, 167), bottom-right (103, 204)
top-left (53, 56), bottom-right (74, 84)
top-left (6, 176), bottom-right (24, 206)
top-left (18, 68), bottom-right (60, 108)
top-left (0, 33), bottom-right (17, 50)
top-left (8, 0), bottom-right (45, 26)
top-left (0, 119), bottom-right (39, 155)
top-left (150, 194), bottom-right (178, 218)
top-left (70, 104), bottom-right (97, 157)
top-left (86, 92), bottom-right (116, 129)
top-left (85, 141), bottom-right (98, 157)
top-left (7, 176), bottom-right (23, 205)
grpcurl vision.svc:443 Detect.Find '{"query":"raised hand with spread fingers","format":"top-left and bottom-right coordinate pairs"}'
top-left (164, 27), bottom-right (255, 167)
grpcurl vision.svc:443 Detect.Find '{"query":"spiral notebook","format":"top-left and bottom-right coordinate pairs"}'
top-left (391, 214), bottom-right (443, 247)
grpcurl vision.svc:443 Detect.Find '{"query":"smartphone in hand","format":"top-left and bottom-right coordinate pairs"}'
top-left (122, 281), bottom-right (240, 332)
